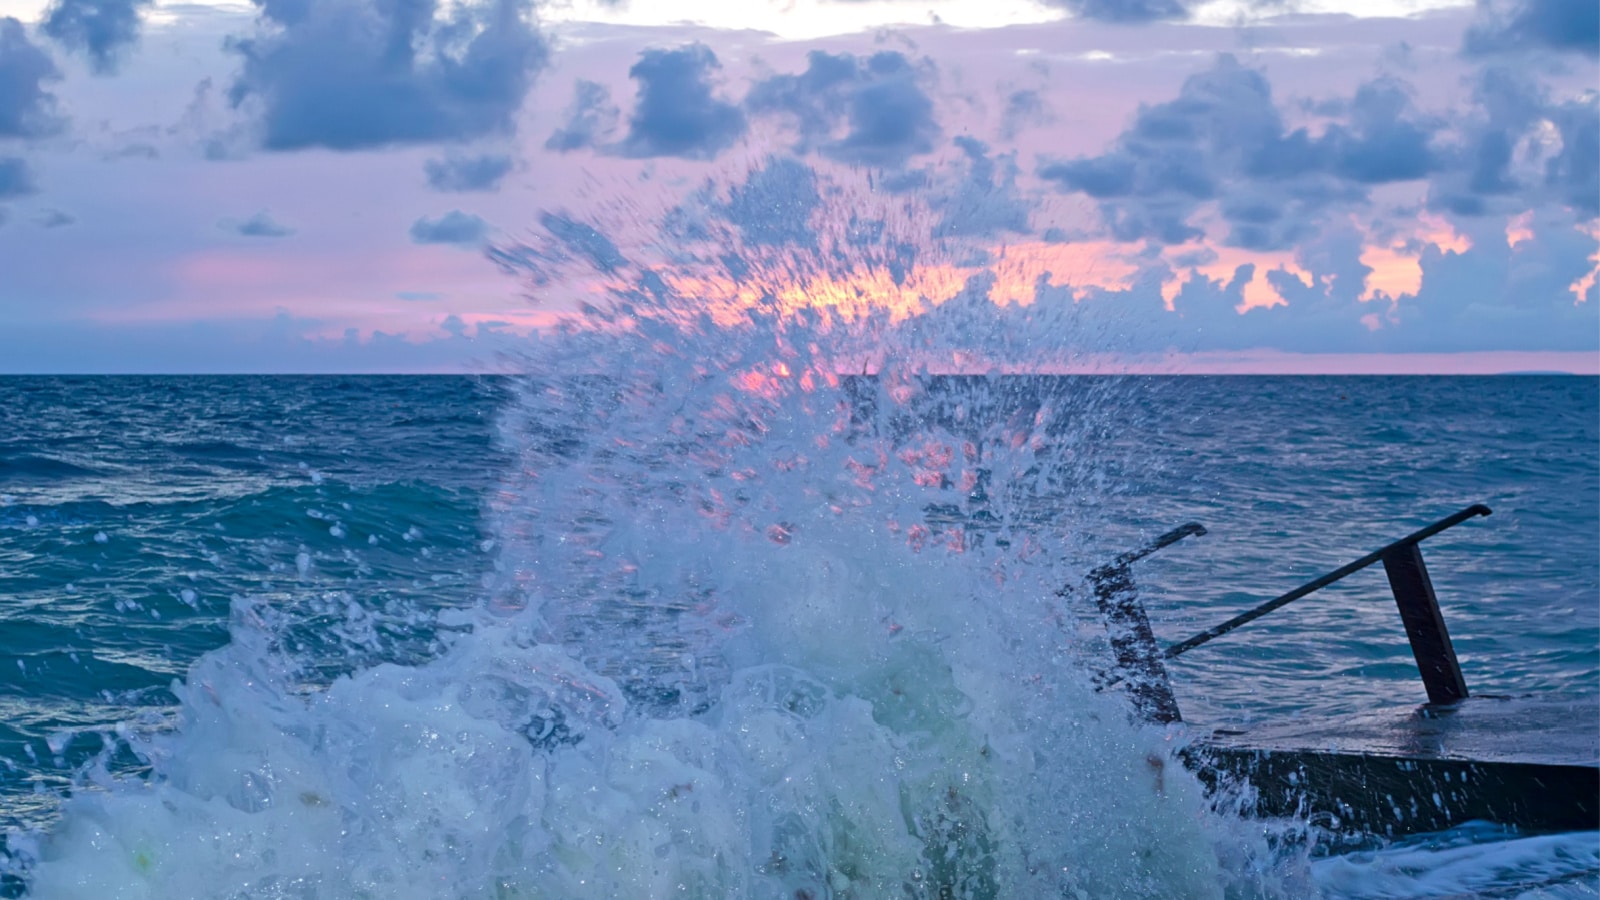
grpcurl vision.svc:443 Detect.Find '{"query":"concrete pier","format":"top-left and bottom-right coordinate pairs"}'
top-left (1185, 695), bottom-right (1600, 835)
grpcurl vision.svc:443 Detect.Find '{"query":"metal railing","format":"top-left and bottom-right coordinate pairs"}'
top-left (1081, 504), bottom-right (1493, 723)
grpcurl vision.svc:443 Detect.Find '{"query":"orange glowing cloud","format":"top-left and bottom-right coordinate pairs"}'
top-left (1505, 211), bottom-right (1535, 249)
top-left (1359, 213), bottom-right (1471, 303)
top-left (1158, 246), bottom-right (1315, 313)
top-left (1573, 222), bottom-right (1600, 305)
top-left (984, 239), bottom-right (1142, 303)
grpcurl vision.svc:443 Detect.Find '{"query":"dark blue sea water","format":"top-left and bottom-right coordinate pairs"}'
top-left (1, 374), bottom-right (1596, 898)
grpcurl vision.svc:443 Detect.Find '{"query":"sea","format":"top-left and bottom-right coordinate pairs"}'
top-left (0, 369), bottom-right (1596, 898)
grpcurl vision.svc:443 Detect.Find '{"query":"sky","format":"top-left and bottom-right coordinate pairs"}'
top-left (0, 0), bottom-right (1595, 372)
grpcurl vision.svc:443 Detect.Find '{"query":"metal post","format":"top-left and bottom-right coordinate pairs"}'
top-left (1381, 542), bottom-right (1469, 705)
top-left (1090, 563), bottom-right (1183, 724)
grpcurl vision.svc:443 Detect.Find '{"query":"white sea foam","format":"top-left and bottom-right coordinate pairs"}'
top-left (1311, 826), bottom-right (1600, 899)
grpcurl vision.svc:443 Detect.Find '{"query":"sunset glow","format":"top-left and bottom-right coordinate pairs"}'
top-left (0, 0), bottom-right (1592, 372)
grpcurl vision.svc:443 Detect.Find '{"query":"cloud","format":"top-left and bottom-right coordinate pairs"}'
top-left (619, 44), bottom-right (745, 159)
top-left (1428, 66), bottom-right (1547, 216)
top-left (107, 142), bottom-right (158, 160)
top-left (999, 88), bottom-right (1051, 141)
top-left (424, 153), bottom-right (513, 191)
top-left (227, 0), bottom-right (548, 151)
top-left (933, 137), bottom-right (1031, 239)
top-left (745, 51), bottom-right (858, 151)
top-left (1464, 67), bottom-right (1543, 196)
top-left (226, 210), bottom-right (294, 236)
top-left (1005, 219), bottom-right (1597, 357)
top-left (1038, 0), bottom-right (1188, 24)
top-left (0, 156), bottom-right (35, 198)
top-left (1380, 219), bottom-right (1599, 351)
top-left (395, 290), bottom-right (442, 301)
top-left (1039, 55), bottom-right (1269, 245)
top-left (1544, 95), bottom-right (1599, 216)
top-left (1328, 78), bottom-right (1441, 185)
top-left (746, 50), bottom-right (940, 169)
top-left (0, 19), bottom-right (63, 140)
top-left (544, 79), bottom-right (618, 153)
top-left (1039, 55), bottom-right (1441, 248)
top-left (1464, 0), bottom-right (1599, 58)
top-left (410, 209), bottom-right (489, 246)
top-left (41, 0), bottom-right (152, 74)
top-left (34, 208), bottom-right (72, 227)
top-left (1041, 156), bottom-right (1135, 199)
top-left (1426, 66), bottom-right (1596, 219)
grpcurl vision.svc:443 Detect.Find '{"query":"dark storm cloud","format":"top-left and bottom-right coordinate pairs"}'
top-left (41, 0), bottom-right (151, 74)
top-left (227, 0), bottom-right (548, 151)
top-left (1464, 0), bottom-right (1599, 58)
top-left (1039, 55), bottom-right (1442, 248)
top-left (543, 79), bottom-right (617, 153)
top-left (718, 156), bottom-right (821, 248)
top-left (0, 19), bottom-right (63, 139)
top-left (0, 156), bottom-right (35, 198)
top-left (424, 153), bottom-right (513, 191)
top-left (746, 50), bottom-right (940, 169)
top-left (227, 210), bottom-right (293, 236)
top-left (933, 137), bottom-right (1031, 239)
top-left (618, 44), bottom-right (745, 160)
top-left (409, 209), bottom-right (489, 246)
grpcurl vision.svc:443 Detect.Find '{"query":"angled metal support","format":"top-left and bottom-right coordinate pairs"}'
top-left (1084, 523), bottom-right (1205, 725)
top-left (1382, 542), bottom-right (1469, 705)
top-left (1091, 562), bottom-right (1183, 724)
